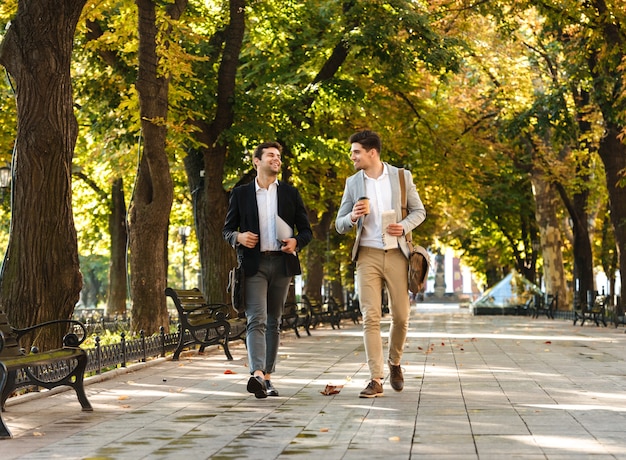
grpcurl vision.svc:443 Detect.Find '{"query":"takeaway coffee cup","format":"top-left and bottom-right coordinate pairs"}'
top-left (357, 196), bottom-right (370, 215)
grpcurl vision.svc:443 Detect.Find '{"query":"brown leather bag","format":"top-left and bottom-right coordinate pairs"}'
top-left (399, 169), bottom-right (430, 293)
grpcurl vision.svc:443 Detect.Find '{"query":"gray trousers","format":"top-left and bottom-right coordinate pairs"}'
top-left (244, 255), bottom-right (291, 375)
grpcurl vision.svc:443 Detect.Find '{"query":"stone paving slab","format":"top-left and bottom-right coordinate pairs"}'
top-left (2, 305), bottom-right (626, 459)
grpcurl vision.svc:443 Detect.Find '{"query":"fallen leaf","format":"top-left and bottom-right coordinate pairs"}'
top-left (544, 341), bottom-right (552, 344)
top-left (118, 395), bottom-right (129, 401)
top-left (389, 436), bottom-right (400, 441)
top-left (320, 428), bottom-right (329, 432)
top-left (33, 432), bottom-right (45, 437)
top-left (321, 384), bottom-right (344, 395)
top-left (224, 369), bottom-right (236, 374)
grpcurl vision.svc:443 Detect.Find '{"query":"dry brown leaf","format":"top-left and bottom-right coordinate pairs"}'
top-left (320, 384), bottom-right (344, 395)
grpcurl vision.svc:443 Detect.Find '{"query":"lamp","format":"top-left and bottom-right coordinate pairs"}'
top-left (0, 165), bottom-right (10, 189)
top-left (0, 165), bottom-right (10, 202)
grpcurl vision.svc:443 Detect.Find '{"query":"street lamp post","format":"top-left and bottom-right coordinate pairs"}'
top-left (179, 226), bottom-right (191, 289)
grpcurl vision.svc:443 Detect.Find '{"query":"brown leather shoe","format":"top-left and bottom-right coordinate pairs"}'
top-left (388, 360), bottom-right (404, 391)
top-left (359, 380), bottom-right (384, 398)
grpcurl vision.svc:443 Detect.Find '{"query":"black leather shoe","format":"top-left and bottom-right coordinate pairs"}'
top-left (265, 380), bottom-right (279, 397)
top-left (247, 376), bottom-right (267, 399)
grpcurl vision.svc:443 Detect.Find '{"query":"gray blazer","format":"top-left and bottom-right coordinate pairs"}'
top-left (335, 163), bottom-right (426, 261)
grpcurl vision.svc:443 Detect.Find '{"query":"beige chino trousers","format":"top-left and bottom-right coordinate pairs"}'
top-left (355, 247), bottom-right (410, 380)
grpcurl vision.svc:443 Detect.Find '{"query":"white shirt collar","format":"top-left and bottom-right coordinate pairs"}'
top-left (363, 163), bottom-right (389, 181)
top-left (255, 177), bottom-right (279, 191)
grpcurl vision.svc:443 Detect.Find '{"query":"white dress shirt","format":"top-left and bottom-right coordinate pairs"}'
top-left (255, 178), bottom-right (281, 251)
top-left (359, 164), bottom-right (393, 249)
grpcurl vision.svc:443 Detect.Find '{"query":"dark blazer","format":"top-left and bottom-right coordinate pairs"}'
top-left (223, 180), bottom-right (313, 277)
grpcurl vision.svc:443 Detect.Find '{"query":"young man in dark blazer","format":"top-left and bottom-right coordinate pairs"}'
top-left (223, 141), bottom-right (312, 398)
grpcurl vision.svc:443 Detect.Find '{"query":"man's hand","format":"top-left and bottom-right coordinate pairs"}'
top-left (280, 237), bottom-right (297, 254)
top-left (350, 200), bottom-right (369, 222)
top-left (386, 223), bottom-right (404, 237)
top-left (237, 231), bottom-right (259, 248)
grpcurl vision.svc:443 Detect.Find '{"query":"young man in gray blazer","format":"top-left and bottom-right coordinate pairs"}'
top-left (335, 130), bottom-right (426, 398)
top-left (223, 141), bottom-right (312, 398)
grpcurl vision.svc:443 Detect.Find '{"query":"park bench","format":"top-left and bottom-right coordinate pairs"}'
top-left (328, 296), bottom-right (361, 325)
top-left (302, 295), bottom-right (340, 329)
top-left (281, 302), bottom-right (311, 338)
top-left (531, 294), bottom-right (557, 319)
top-left (0, 312), bottom-right (92, 439)
top-left (573, 292), bottom-right (607, 327)
top-left (165, 287), bottom-right (246, 361)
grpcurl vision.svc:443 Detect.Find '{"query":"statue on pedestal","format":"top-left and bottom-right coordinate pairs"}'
top-left (434, 251), bottom-right (446, 298)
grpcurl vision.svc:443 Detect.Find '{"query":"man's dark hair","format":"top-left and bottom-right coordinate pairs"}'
top-left (253, 141), bottom-right (283, 161)
top-left (349, 130), bottom-right (381, 153)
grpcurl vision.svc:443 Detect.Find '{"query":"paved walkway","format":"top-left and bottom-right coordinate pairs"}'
top-left (3, 304), bottom-right (626, 459)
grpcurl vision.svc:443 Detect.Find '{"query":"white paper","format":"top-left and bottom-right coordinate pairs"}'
top-left (276, 215), bottom-right (297, 255)
top-left (276, 215), bottom-right (293, 241)
top-left (381, 210), bottom-right (397, 250)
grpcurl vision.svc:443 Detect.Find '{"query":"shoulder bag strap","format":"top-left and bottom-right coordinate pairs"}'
top-left (399, 168), bottom-right (407, 218)
top-left (398, 168), bottom-right (414, 249)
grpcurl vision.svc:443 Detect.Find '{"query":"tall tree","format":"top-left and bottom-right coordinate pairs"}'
top-left (0, 0), bottom-right (86, 349)
top-left (526, 0), bottom-right (626, 306)
top-left (186, 0), bottom-right (245, 303)
top-left (130, 0), bottom-right (186, 333)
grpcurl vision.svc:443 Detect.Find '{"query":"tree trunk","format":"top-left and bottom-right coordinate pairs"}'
top-left (130, 0), bottom-right (185, 333)
top-left (530, 170), bottom-right (568, 309)
top-left (301, 206), bottom-right (334, 304)
top-left (107, 178), bottom-right (128, 316)
top-left (190, 0), bottom-right (245, 301)
top-left (197, 157), bottom-right (232, 303)
top-left (0, 0), bottom-right (86, 349)
top-left (304, 238), bottom-right (325, 304)
top-left (597, 124), bottom-right (626, 311)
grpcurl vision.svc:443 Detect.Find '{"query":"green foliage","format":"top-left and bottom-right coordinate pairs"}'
top-left (78, 254), bottom-right (110, 309)
top-left (0, 0), bottom-right (622, 302)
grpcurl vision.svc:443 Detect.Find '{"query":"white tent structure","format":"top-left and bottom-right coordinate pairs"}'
top-left (471, 270), bottom-right (543, 315)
